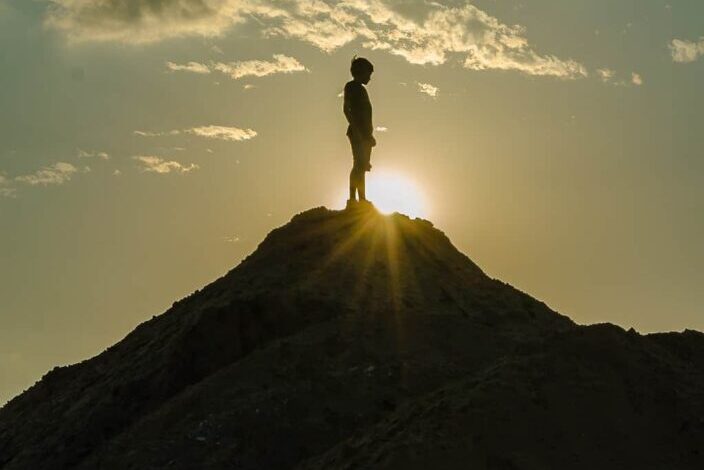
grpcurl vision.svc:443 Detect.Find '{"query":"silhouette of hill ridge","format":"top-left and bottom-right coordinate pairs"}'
top-left (0, 206), bottom-right (702, 469)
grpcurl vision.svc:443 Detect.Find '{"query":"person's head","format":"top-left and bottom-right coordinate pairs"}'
top-left (350, 56), bottom-right (374, 84)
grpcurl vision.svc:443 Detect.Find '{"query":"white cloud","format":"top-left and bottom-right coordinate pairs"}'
top-left (596, 68), bottom-right (642, 87)
top-left (15, 162), bottom-right (78, 186)
top-left (136, 125), bottom-right (257, 141)
top-left (417, 82), bottom-right (438, 97)
top-left (166, 61), bottom-right (211, 74)
top-left (45, 0), bottom-right (247, 44)
top-left (631, 72), bottom-right (643, 86)
top-left (0, 173), bottom-right (17, 198)
top-left (186, 125), bottom-right (257, 141)
top-left (597, 68), bottom-right (614, 82)
top-left (670, 38), bottom-right (704, 63)
top-left (78, 149), bottom-right (110, 159)
top-left (0, 188), bottom-right (15, 198)
top-left (257, 2), bottom-right (587, 78)
top-left (167, 54), bottom-right (307, 80)
top-left (134, 129), bottom-right (181, 137)
top-left (213, 54), bottom-right (306, 79)
top-left (45, 1), bottom-right (586, 78)
top-left (132, 156), bottom-right (198, 174)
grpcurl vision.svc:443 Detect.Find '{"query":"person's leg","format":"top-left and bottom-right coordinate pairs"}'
top-left (358, 141), bottom-right (371, 201)
top-left (358, 169), bottom-right (366, 201)
top-left (349, 138), bottom-right (364, 201)
top-left (349, 167), bottom-right (358, 200)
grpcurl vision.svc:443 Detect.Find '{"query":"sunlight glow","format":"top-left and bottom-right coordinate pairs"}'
top-left (336, 170), bottom-right (429, 218)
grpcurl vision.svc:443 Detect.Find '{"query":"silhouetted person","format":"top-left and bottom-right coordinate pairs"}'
top-left (344, 56), bottom-right (376, 207)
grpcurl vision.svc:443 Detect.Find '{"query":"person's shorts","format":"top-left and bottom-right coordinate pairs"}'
top-left (349, 137), bottom-right (372, 172)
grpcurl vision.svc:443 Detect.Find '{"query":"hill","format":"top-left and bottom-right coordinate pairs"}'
top-left (1, 206), bottom-right (703, 469)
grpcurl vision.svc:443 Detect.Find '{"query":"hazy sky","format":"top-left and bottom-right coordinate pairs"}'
top-left (1, 0), bottom-right (702, 404)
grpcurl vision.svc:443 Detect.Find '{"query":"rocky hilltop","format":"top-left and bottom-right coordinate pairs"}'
top-left (1, 206), bottom-right (702, 469)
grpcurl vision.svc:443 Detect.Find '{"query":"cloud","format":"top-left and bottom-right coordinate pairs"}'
top-left (134, 129), bottom-right (182, 137)
top-left (78, 149), bottom-right (110, 159)
top-left (45, 0), bottom-right (247, 44)
top-left (186, 125), bottom-right (257, 141)
top-left (0, 173), bottom-right (17, 198)
top-left (596, 68), bottom-right (642, 87)
top-left (597, 68), bottom-right (614, 82)
top-left (167, 54), bottom-right (306, 80)
top-left (631, 72), bottom-right (643, 86)
top-left (670, 38), bottom-right (704, 63)
top-left (255, 1), bottom-right (586, 78)
top-left (417, 82), bottom-right (438, 97)
top-left (15, 162), bottom-right (78, 186)
top-left (46, 1), bottom-right (586, 78)
top-left (375, 126), bottom-right (388, 132)
top-left (135, 125), bottom-right (257, 141)
top-left (132, 156), bottom-right (198, 174)
top-left (212, 54), bottom-right (306, 79)
top-left (166, 61), bottom-right (211, 74)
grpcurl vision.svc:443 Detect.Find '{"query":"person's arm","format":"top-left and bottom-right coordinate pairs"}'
top-left (366, 89), bottom-right (375, 146)
top-left (344, 84), bottom-right (373, 140)
top-left (343, 84), bottom-right (355, 125)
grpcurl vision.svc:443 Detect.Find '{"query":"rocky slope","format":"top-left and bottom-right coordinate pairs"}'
top-left (0, 206), bottom-right (702, 469)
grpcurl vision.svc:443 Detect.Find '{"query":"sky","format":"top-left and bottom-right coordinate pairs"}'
top-left (1, 0), bottom-right (702, 404)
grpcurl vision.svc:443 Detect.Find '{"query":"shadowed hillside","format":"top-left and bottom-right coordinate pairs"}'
top-left (1, 206), bottom-right (702, 469)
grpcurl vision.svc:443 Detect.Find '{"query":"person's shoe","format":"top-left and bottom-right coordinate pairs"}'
top-left (358, 199), bottom-right (374, 210)
top-left (345, 198), bottom-right (358, 210)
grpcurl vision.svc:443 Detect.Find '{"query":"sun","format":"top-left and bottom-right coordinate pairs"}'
top-left (336, 170), bottom-right (428, 218)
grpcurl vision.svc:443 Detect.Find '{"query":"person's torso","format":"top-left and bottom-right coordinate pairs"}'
top-left (344, 81), bottom-right (372, 135)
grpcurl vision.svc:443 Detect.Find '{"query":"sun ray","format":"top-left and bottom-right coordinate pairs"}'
top-left (318, 209), bottom-right (381, 271)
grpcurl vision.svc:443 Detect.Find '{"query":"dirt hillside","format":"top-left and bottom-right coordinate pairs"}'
top-left (1, 206), bottom-right (702, 469)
